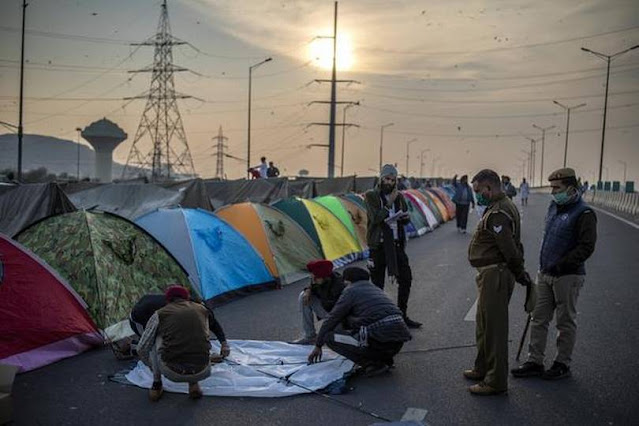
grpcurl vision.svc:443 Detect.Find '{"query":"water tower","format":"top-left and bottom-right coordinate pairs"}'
top-left (81, 118), bottom-right (127, 183)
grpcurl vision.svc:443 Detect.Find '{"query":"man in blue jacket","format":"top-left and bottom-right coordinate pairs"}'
top-left (452, 174), bottom-right (475, 233)
top-left (512, 168), bottom-right (597, 380)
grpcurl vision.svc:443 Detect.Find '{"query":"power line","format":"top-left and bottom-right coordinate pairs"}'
top-left (361, 24), bottom-right (639, 56)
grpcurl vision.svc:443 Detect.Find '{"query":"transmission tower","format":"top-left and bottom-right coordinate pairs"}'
top-left (122, 0), bottom-right (196, 181)
top-left (212, 126), bottom-right (228, 179)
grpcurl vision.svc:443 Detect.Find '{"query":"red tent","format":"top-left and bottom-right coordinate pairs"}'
top-left (0, 234), bottom-right (102, 372)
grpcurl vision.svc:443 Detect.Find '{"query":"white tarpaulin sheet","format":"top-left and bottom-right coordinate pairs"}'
top-left (125, 340), bottom-right (354, 397)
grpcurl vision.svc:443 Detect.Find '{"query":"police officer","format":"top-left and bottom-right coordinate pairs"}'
top-left (464, 169), bottom-right (533, 396)
top-left (511, 168), bottom-right (597, 380)
top-left (364, 164), bottom-right (422, 329)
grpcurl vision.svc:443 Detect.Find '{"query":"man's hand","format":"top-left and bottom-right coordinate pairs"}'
top-left (516, 271), bottom-right (533, 287)
top-left (308, 345), bottom-right (322, 364)
top-left (220, 341), bottom-right (230, 358)
top-left (302, 288), bottom-right (312, 306)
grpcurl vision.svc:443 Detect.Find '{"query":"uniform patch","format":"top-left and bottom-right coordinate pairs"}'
top-left (493, 225), bottom-right (503, 233)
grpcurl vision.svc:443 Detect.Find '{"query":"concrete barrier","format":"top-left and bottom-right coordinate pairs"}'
top-left (588, 189), bottom-right (639, 220)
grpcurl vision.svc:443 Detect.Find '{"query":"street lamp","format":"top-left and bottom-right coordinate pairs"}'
top-left (532, 124), bottom-right (556, 186)
top-left (404, 138), bottom-right (417, 176)
top-left (340, 103), bottom-right (357, 177)
top-left (521, 135), bottom-right (537, 185)
top-left (247, 57), bottom-right (272, 178)
top-left (581, 44), bottom-right (639, 183)
top-left (553, 101), bottom-right (586, 168)
top-left (431, 155), bottom-right (441, 177)
top-left (75, 127), bottom-right (82, 181)
top-left (419, 148), bottom-right (430, 177)
top-left (379, 123), bottom-right (394, 171)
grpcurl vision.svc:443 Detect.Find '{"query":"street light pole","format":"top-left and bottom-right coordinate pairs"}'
top-left (618, 160), bottom-right (627, 183)
top-left (419, 148), bottom-right (430, 177)
top-left (75, 127), bottom-right (82, 180)
top-left (532, 124), bottom-right (555, 186)
top-left (17, 0), bottom-right (27, 182)
top-left (379, 122), bottom-right (394, 171)
top-left (405, 138), bottom-right (417, 176)
top-left (581, 44), bottom-right (639, 183)
top-left (340, 103), bottom-right (355, 177)
top-left (553, 101), bottom-right (586, 167)
top-left (521, 136), bottom-right (537, 185)
top-left (247, 57), bottom-right (272, 178)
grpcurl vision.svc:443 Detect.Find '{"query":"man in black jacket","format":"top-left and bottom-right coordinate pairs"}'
top-left (291, 260), bottom-right (344, 345)
top-left (364, 164), bottom-right (421, 328)
top-left (307, 267), bottom-right (412, 377)
top-left (512, 168), bottom-right (597, 380)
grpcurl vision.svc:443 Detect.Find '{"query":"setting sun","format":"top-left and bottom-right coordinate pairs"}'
top-left (309, 32), bottom-right (354, 71)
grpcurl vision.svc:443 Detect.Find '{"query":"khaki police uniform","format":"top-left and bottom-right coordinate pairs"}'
top-left (468, 193), bottom-right (524, 391)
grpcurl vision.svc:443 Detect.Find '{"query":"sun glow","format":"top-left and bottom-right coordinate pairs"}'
top-left (309, 32), bottom-right (354, 71)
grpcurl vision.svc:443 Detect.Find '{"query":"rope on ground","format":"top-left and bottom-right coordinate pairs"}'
top-left (398, 340), bottom-right (513, 356)
top-left (223, 358), bottom-right (393, 423)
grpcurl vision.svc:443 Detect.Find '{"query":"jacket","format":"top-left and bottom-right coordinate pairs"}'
top-left (364, 188), bottom-right (410, 249)
top-left (316, 280), bottom-right (412, 346)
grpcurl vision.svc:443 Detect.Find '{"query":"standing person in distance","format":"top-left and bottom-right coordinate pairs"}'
top-left (519, 178), bottom-right (530, 206)
top-left (364, 164), bottom-right (422, 329)
top-left (511, 168), bottom-right (597, 380)
top-left (452, 174), bottom-right (475, 234)
top-left (267, 161), bottom-right (280, 178)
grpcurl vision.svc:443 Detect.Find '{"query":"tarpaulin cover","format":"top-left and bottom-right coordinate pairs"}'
top-left (15, 211), bottom-right (191, 330)
top-left (136, 208), bottom-right (275, 303)
top-left (204, 178), bottom-right (289, 209)
top-left (124, 340), bottom-right (353, 397)
top-left (69, 183), bottom-right (183, 220)
top-left (0, 183), bottom-right (76, 237)
top-left (287, 179), bottom-right (315, 198)
top-left (0, 235), bottom-right (102, 372)
top-left (354, 176), bottom-right (378, 192)
top-left (216, 203), bottom-right (321, 285)
top-left (159, 179), bottom-right (215, 211)
top-left (314, 176), bottom-right (356, 196)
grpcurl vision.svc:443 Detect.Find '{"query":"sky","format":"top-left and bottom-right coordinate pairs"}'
top-left (0, 0), bottom-right (638, 184)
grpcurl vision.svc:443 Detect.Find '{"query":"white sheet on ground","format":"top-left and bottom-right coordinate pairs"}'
top-left (125, 339), bottom-right (354, 397)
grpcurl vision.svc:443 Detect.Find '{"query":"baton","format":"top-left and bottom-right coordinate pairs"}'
top-left (516, 314), bottom-right (531, 362)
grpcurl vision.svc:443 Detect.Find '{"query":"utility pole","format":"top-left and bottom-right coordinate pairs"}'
top-left (532, 124), bottom-right (556, 186)
top-left (379, 122), bottom-right (394, 171)
top-left (420, 148), bottom-right (430, 177)
top-left (122, 0), bottom-right (197, 182)
top-left (247, 57), bottom-right (272, 178)
top-left (618, 160), bottom-right (627, 183)
top-left (340, 102), bottom-right (358, 176)
top-left (75, 127), bottom-right (82, 180)
top-left (405, 138), bottom-right (417, 177)
top-left (521, 136), bottom-right (537, 186)
top-left (17, 0), bottom-right (27, 182)
top-left (582, 44), bottom-right (639, 183)
top-left (553, 101), bottom-right (586, 167)
top-left (212, 126), bottom-right (229, 179)
top-left (308, 2), bottom-right (359, 177)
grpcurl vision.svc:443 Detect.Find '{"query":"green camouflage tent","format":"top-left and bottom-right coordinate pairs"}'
top-left (15, 211), bottom-right (191, 331)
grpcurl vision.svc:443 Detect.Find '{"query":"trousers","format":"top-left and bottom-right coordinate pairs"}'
top-left (369, 244), bottom-right (413, 316)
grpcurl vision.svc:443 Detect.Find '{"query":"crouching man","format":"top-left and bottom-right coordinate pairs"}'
top-left (291, 260), bottom-right (345, 345)
top-left (307, 267), bottom-right (412, 377)
top-left (138, 285), bottom-right (211, 401)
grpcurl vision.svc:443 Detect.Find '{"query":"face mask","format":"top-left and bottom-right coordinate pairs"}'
top-left (475, 192), bottom-right (489, 206)
top-left (553, 188), bottom-right (576, 205)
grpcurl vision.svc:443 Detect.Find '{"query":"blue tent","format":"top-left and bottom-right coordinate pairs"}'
top-left (136, 208), bottom-right (275, 303)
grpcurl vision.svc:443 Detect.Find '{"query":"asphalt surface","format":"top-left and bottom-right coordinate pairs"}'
top-left (12, 193), bottom-right (639, 425)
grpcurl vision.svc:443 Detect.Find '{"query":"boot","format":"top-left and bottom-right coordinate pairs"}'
top-left (463, 369), bottom-right (485, 381)
top-left (469, 382), bottom-right (507, 396)
top-left (511, 361), bottom-right (544, 378)
top-left (403, 316), bottom-right (422, 329)
top-left (149, 381), bottom-right (163, 402)
top-left (188, 382), bottom-right (203, 399)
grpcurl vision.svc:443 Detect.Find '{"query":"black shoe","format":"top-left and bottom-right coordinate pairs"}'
top-left (511, 361), bottom-right (544, 378)
top-left (403, 316), bottom-right (422, 329)
top-left (542, 361), bottom-right (571, 380)
top-left (364, 362), bottom-right (390, 377)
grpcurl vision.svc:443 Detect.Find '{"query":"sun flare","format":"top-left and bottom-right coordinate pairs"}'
top-left (308, 32), bottom-right (354, 71)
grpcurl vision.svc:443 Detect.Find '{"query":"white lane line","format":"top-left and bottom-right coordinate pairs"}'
top-left (401, 407), bottom-right (428, 422)
top-left (464, 299), bottom-right (478, 322)
top-left (589, 205), bottom-right (639, 230)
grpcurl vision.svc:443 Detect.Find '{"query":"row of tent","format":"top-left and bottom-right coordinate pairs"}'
top-left (0, 184), bottom-right (456, 373)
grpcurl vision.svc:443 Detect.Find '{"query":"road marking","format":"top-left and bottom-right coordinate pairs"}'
top-left (401, 407), bottom-right (428, 422)
top-left (464, 299), bottom-right (477, 322)
top-left (589, 205), bottom-right (639, 230)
